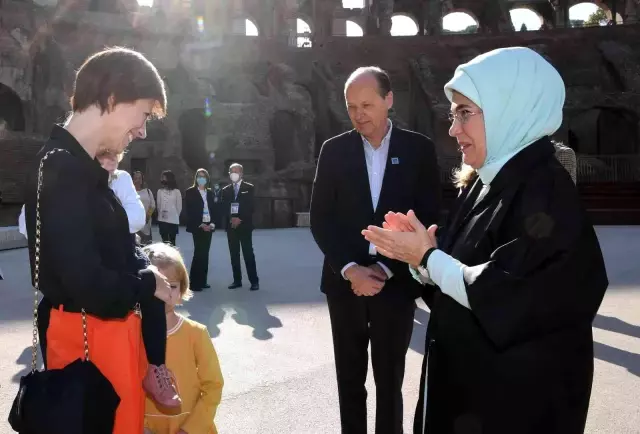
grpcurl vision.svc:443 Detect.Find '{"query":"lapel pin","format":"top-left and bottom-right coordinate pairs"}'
top-left (391, 157), bottom-right (399, 165)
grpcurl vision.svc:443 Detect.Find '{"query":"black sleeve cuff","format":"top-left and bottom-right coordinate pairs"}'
top-left (138, 269), bottom-right (157, 301)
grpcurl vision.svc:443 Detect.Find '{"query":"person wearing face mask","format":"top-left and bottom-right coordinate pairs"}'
top-left (362, 47), bottom-right (609, 434)
top-left (157, 170), bottom-right (182, 245)
top-left (221, 163), bottom-right (259, 291)
top-left (185, 168), bottom-right (219, 291)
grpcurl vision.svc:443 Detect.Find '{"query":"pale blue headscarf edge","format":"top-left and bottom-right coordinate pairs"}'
top-left (443, 48), bottom-right (566, 185)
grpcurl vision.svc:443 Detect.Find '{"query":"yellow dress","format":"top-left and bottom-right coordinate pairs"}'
top-left (145, 315), bottom-right (224, 434)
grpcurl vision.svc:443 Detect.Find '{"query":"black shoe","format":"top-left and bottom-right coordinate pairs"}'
top-left (250, 283), bottom-right (260, 291)
top-left (191, 287), bottom-right (204, 292)
top-left (228, 282), bottom-right (242, 289)
top-left (202, 284), bottom-right (211, 289)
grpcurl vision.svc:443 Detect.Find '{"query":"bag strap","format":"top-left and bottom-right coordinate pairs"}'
top-left (31, 148), bottom-right (90, 373)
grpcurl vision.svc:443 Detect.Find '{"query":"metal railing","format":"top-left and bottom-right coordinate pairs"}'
top-left (437, 155), bottom-right (640, 185)
top-left (577, 155), bottom-right (640, 183)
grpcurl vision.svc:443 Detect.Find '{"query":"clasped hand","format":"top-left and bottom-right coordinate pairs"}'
top-left (361, 210), bottom-right (438, 267)
top-left (345, 264), bottom-right (387, 296)
top-left (231, 217), bottom-right (242, 229)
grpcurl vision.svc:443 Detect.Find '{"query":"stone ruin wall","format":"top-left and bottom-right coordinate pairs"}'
top-left (1, 0), bottom-right (639, 227)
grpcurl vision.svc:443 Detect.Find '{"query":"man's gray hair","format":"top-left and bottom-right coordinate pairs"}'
top-left (229, 163), bottom-right (243, 172)
top-left (344, 66), bottom-right (392, 98)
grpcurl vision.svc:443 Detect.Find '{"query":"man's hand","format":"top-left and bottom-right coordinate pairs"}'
top-left (345, 265), bottom-right (385, 296)
top-left (368, 264), bottom-right (388, 281)
top-left (231, 217), bottom-right (242, 228)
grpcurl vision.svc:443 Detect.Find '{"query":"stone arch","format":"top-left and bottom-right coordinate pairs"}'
top-left (296, 16), bottom-right (313, 47)
top-left (345, 19), bottom-right (364, 36)
top-left (568, 1), bottom-right (618, 26)
top-left (334, 16), bottom-right (365, 36)
top-left (390, 13), bottom-right (420, 36)
top-left (342, 0), bottom-right (364, 9)
top-left (178, 109), bottom-right (209, 172)
top-left (442, 10), bottom-right (480, 33)
top-left (232, 16), bottom-right (260, 36)
top-left (509, 7), bottom-right (544, 30)
top-left (270, 110), bottom-right (304, 171)
top-left (0, 83), bottom-right (26, 132)
top-left (568, 107), bottom-right (639, 154)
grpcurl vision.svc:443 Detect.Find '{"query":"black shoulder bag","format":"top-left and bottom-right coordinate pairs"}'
top-left (8, 149), bottom-right (120, 434)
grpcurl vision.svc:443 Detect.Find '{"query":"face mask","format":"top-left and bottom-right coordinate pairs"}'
top-left (196, 177), bottom-right (207, 186)
top-left (161, 180), bottom-right (167, 186)
top-left (214, 184), bottom-right (220, 190)
top-left (230, 173), bottom-right (241, 183)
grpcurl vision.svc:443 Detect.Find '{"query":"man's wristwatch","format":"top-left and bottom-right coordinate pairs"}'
top-left (416, 247), bottom-right (437, 278)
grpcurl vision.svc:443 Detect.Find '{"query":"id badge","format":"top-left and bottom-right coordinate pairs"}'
top-left (230, 202), bottom-right (240, 214)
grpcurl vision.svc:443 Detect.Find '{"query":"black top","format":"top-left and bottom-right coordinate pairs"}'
top-left (414, 137), bottom-right (609, 434)
top-left (310, 127), bottom-right (442, 300)
top-left (221, 181), bottom-right (255, 230)
top-left (24, 125), bottom-right (156, 319)
top-left (184, 186), bottom-right (221, 233)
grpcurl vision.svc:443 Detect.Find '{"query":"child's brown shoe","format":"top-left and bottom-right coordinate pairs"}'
top-left (143, 364), bottom-right (181, 408)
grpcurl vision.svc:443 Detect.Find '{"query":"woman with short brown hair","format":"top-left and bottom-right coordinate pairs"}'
top-left (23, 47), bottom-right (178, 433)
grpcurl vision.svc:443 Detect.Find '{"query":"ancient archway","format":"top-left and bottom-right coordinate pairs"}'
top-left (346, 19), bottom-right (364, 36)
top-left (232, 17), bottom-right (260, 36)
top-left (390, 14), bottom-right (419, 36)
top-left (442, 11), bottom-right (479, 33)
top-left (510, 7), bottom-right (544, 30)
top-left (0, 83), bottom-right (26, 132)
top-left (270, 110), bottom-right (302, 171)
top-left (569, 107), bottom-right (639, 154)
top-left (568, 1), bottom-right (621, 26)
top-left (297, 18), bottom-right (312, 47)
top-left (178, 109), bottom-right (209, 172)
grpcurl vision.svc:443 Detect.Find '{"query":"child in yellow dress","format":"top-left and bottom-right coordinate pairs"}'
top-left (143, 243), bottom-right (224, 434)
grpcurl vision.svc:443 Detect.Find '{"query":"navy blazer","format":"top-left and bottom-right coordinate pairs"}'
top-left (185, 186), bottom-right (220, 233)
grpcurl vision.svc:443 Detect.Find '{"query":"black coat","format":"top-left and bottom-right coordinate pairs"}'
top-left (414, 138), bottom-right (608, 434)
top-left (310, 127), bottom-right (441, 300)
top-left (221, 181), bottom-right (255, 230)
top-left (185, 186), bottom-right (220, 233)
top-left (23, 126), bottom-right (155, 319)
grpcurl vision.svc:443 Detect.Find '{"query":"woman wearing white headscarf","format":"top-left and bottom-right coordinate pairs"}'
top-left (363, 47), bottom-right (609, 433)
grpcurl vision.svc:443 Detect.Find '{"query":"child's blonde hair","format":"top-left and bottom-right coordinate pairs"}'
top-left (143, 243), bottom-right (192, 301)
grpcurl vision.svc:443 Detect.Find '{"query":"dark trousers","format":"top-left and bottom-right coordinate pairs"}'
top-left (227, 227), bottom-right (258, 284)
top-left (190, 229), bottom-right (213, 288)
top-left (158, 222), bottom-right (178, 246)
top-left (38, 296), bottom-right (167, 368)
top-left (326, 292), bottom-right (416, 434)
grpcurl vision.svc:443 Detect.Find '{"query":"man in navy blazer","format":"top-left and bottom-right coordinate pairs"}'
top-left (221, 163), bottom-right (259, 291)
top-left (310, 67), bottom-right (441, 434)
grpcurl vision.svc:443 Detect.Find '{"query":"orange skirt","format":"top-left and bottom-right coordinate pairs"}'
top-left (46, 307), bottom-right (148, 434)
